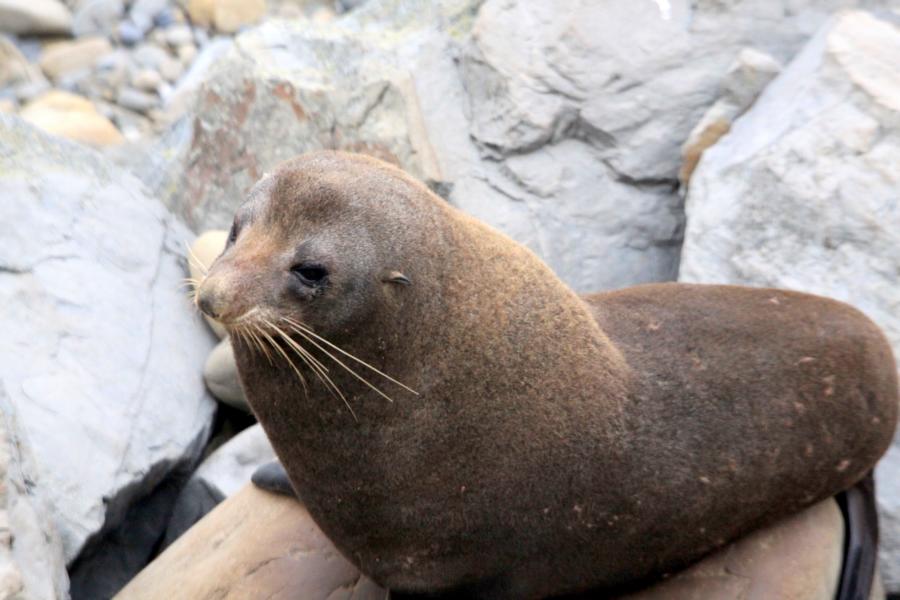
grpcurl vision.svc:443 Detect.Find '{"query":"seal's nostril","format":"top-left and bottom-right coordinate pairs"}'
top-left (198, 295), bottom-right (218, 319)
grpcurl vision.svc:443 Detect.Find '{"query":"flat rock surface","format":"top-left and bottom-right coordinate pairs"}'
top-left (0, 115), bottom-right (217, 563)
top-left (115, 484), bottom-right (388, 600)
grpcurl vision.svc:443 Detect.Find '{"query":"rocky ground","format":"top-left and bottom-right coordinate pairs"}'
top-left (1, 0), bottom-right (899, 598)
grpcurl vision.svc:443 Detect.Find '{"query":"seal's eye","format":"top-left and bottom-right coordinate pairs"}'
top-left (227, 218), bottom-right (240, 246)
top-left (291, 264), bottom-right (328, 286)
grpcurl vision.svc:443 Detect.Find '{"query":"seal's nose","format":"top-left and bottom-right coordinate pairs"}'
top-left (197, 288), bottom-right (221, 320)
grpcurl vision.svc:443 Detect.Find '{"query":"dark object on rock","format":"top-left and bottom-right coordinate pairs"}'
top-left (836, 472), bottom-right (879, 600)
top-left (251, 461), bottom-right (295, 497)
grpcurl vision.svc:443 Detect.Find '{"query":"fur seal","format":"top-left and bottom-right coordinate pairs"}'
top-left (196, 151), bottom-right (898, 599)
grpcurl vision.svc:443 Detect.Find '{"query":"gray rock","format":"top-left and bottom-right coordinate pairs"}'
top-left (336, 0), bottom-right (368, 12)
top-left (0, 115), bottom-right (217, 562)
top-left (132, 67), bottom-right (162, 92)
top-left (13, 76), bottom-right (50, 103)
top-left (676, 10), bottom-right (900, 593)
top-left (0, 34), bottom-right (38, 88)
top-left (133, 0), bottom-right (884, 293)
top-left (132, 42), bottom-right (171, 70)
top-left (117, 86), bottom-right (159, 112)
top-left (455, 0), bottom-right (897, 292)
top-left (130, 0), bottom-right (169, 32)
top-left (71, 0), bottom-right (124, 37)
top-left (153, 6), bottom-right (175, 27)
top-left (0, 384), bottom-right (69, 600)
top-left (165, 23), bottom-right (194, 47)
top-left (0, 0), bottom-right (72, 35)
top-left (68, 465), bottom-right (196, 600)
top-left (193, 424), bottom-right (274, 499)
top-left (163, 424), bottom-right (274, 546)
top-left (204, 338), bottom-right (249, 411)
top-left (117, 20), bottom-right (144, 46)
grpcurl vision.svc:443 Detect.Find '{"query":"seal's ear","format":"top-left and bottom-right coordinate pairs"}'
top-left (381, 270), bottom-right (410, 286)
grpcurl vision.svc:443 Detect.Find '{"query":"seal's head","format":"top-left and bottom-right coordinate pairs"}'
top-left (195, 152), bottom-right (424, 342)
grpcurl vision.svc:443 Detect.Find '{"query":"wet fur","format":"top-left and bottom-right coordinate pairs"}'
top-left (202, 152), bottom-right (898, 599)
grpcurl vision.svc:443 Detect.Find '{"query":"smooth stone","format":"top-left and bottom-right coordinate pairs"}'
top-left (153, 7), bottom-right (175, 27)
top-left (132, 43), bottom-right (170, 70)
top-left (113, 485), bottom-right (387, 600)
top-left (175, 43), bottom-right (196, 65)
top-left (0, 0), bottom-right (72, 35)
top-left (19, 90), bottom-right (124, 146)
top-left (0, 98), bottom-right (14, 112)
top-left (129, 0), bottom-right (168, 32)
top-left (185, 0), bottom-right (214, 27)
top-left (212, 0), bottom-right (265, 33)
top-left (71, 0), bottom-right (124, 37)
top-left (117, 20), bottom-right (144, 46)
top-left (132, 68), bottom-right (162, 92)
top-left (12, 77), bottom-right (50, 103)
top-left (117, 87), bottom-right (159, 113)
top-left (189, 229), bottom-right (229, 338)
top-left (165, 24), bottom-right (194, 47)
top-left (203, 338), bottom-right (247, 411)
top-left (158, 56), bottom-right (183, 83)
top-left (193, 425), bottom-right (274, 499)
top-left (38, 37), bottom-right (113, 81)
top-left (0, 35), bottom-right (34, 88)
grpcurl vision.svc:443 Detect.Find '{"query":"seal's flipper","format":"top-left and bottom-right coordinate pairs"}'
top-left (835, 471), bottom-right (878, 600)
top-left (251, 461), bottom-right (296, 497)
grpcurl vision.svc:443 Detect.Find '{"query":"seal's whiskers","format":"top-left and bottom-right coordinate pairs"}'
top-left (184, 242), bottom-right (209, 276)
top-left (281, 316), bottom-right (418, 396)
top-left (263, 319), bottom-right (358, 420)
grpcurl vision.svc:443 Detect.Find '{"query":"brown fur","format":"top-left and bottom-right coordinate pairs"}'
top-left (197, 151), bottom-right (898, 599)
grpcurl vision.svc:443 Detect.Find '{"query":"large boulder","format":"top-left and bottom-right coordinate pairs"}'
top-left (0, 384), bottom-right (69, 600)
top-left (131, 0), bottom-right (888, 293)
top-left (0, 115), bottom-right (218, 564)
top-left (677, 10), bottom-right (900, 592)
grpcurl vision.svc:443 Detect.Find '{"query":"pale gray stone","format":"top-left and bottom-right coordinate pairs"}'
top-left (129, 0), bottom-right (168, 32)
top-left (0, 0), bottom-right (72, 35)
top-left (0, 115), bottom-right (217, 562)
top-left (117, 86), bottom-right (159, 112)
top-left (0, 384), bottom-right (69, 600)
top-left (71, 0), bottom-right (124, 37)
top-left (676, 10), bottom-right (900, 593)
top-left (204, 338), bottom-right (248, 412)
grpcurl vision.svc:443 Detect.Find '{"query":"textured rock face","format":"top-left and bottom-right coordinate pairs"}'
top-left (0, 115), bottom-right (217, 563)
top-left (677, 10), bottom-right (900, 592)
top-left (454, 0), bottom-right (890, 291)
top-left (0, 384), bottom-right (69, 600)
top-left (136, 0), bottom-right (888, 293)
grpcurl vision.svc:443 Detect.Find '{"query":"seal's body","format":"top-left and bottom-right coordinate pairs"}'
top-left (197, 152), bottom-right (898, 599)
